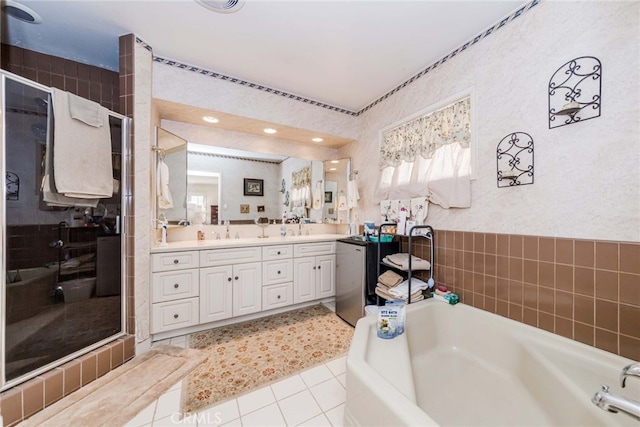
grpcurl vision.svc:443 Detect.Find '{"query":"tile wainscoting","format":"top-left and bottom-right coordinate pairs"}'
top-left (407, 230), bottom-right (640, 360)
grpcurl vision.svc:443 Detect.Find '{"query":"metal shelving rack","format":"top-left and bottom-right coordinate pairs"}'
top-left (376, 223), bottom-right (434, 304)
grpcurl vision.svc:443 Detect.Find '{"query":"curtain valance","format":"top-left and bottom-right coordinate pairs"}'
top-left (379, 97), bottom-right (471, 170)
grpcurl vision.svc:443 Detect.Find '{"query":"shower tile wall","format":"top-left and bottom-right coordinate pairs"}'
top-left (0, 44), bottom-right (120, 113)
top-left (409, 231), bottom-right (640, 360)
top-left (1, 44), bottom-right (135, 425)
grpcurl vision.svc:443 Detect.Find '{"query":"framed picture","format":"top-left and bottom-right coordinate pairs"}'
top-left (244, 178), bottom-right (264, 196)
top-left (240, 204), bottom-right (250, 213)
top-left (328, 208), bottom-right (335, 215)
top-left (324, 191), bottom-right (333, 203)
top-left (257, 205), bottom-right (265, 212)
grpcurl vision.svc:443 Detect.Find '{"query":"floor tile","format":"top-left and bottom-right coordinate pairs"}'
top-left (153, 413), bottom-right (197, 426)
top-left (220, 418), bottom-right (242, 427)
top-left (336, 373), bottom-right (347, 389)
top-left (241, 402), bottom-right (286, 427)
top-left (277, 390), bottom-right (322, 426)
top-left (324, 403), bottom-right (345, 427)
top-left (309, 378), bottom-right (345, 412)
top-left (300, 364), bottom-right (333, 388)
top-left (324, 356), bottom-right (347, 377)
top-left (154, 388), bottom-right (183, 422)
top-left (124, 401), bottom-right (156, 427)
top-left (197, 398), bottom-right (240, 425)
top-left (297, 413), bottom-right (332, 427)
top-left (237, 385), bottom-right (276, 415)
top-left (271, 374), bottom-right (307, 400)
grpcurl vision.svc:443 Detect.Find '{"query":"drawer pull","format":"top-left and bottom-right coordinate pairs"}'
top-left (318, 265), bottom-right (321, 269)
top-left (277, 295), bottom-right (281, 299)
top-left (173, 284), bottom-right (179, 289)
top-left (173, 259), bottom-right (179, 264)
top-left (227, 277), bottom-right (232, 282)
top-left (235, 276), bottom-right (239, 280)
top-left (277, 270), bottom-right (281, 275)
top-left (277, 251), bottom-right (281, 255)
top-left (313, 266), bottom-right (316, 270)
top-left (173, 314), bottom-right (179, 319)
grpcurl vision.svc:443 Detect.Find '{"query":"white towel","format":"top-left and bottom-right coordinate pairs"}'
top-left (388, 277), bottom-right (430, 298)
top-left (338, 193), bottom-right (347, 211)
top-left (52, 88), bottom-right (113, 199)
top-left (347, 180), bottom-right (359, 209)
top-left (410, 198), bottom-right (428, 223)
top-left (156, 159), bottom-right (174, 209)
top-left (312, 181), bottom-right (324, 210)
top-left (383, 253), bottom-right (431, 271)
top-left (68, 93), bottom-right (103, 127)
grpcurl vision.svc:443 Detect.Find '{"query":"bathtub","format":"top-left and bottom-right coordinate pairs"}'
top-left (6, 267), bottom-right (58, 324)
top-left (345, 299), bottom-right (640, 426)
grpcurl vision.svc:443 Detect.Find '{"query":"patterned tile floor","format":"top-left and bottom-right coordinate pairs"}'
top-left (126, 303), bottom-right (349, 427)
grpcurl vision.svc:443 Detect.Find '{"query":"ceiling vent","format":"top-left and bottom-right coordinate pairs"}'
top-left (1, 0), bottom-right (42, 23)
top-left (194, 0), bottom-right (245, 14)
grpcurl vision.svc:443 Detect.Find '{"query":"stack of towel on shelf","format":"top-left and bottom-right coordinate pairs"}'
top-left (382, 253), bottom-right (431, 271)
top-left (375, 270), bottom-right (426, 303)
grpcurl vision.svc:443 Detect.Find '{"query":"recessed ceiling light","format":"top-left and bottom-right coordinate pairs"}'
top-left (312, 137), bottom-right (324, 143)
top-left (263, 128), bottom-right (277, 134)
top-left (330, 160), bottom-right (339, 164)
top-left (203, 116), bottom-right (219, 123)
top-left (2, 0), bottom-right (42, 24)
top-left (329, 168), bottom-right (337, 171)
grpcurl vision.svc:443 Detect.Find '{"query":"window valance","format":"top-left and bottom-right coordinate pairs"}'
top-left (379, 97), bottom-right (471, 170)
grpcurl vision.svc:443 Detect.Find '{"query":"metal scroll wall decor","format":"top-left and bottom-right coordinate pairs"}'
top-left (548, 56), bottom-right (602, 129)
top-left (6, 172), bottom-right (19, 200)
top-left (496, 132), bottom-right (534, 188)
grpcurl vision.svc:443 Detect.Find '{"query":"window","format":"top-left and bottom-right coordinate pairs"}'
top-left (376, 93), bottom-right (474, 208)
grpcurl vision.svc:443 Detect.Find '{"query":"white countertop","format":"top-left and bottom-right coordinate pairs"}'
top-left (150, 233), bottom-right (347, 253)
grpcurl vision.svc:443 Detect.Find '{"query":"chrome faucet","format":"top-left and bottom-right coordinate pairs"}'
top-left (621, 362), bottom-right (640, 388)
top-left (592, 362), bottom-right (640, 421)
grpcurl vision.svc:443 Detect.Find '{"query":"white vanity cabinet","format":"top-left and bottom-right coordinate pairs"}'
top-left (150, 251), bottom-right (200, 334)
top-left (293, 242), bottom-right (336, 304)
top-left (262, 244), bottom-right (294, 310)
top-left (200, 247), bottom-right (262, 321)
top-left (150, 238), bottom-right (338, 339)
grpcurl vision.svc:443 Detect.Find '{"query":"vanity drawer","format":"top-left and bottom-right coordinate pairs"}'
top-left (293, 242), bottom-right (336, 257)
top-left (263, 259), bottom-right (294, 286)
top-left (152, 269), bottom-right (199, 303)
top-left (151, 251), bottom-right (199, 272)
top-left (151, 297), bottom-right (199, 333)
top-left (262, 245), bottom-right (293, 261)
top-left (200, 246), bottom-right (262, 267)
top-left (262, 282), bottom-right (293, 311)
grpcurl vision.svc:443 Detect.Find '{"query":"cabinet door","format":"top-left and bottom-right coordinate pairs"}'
top-left (316, 254), bottom-right (336, 299)
top-left (200, 266), bottom-right (233, 323)
top-left (293, 256), bottom-right (316, 304)
top-left (232, 262), bottom-right (262, 317)
top-left (263, 259), bottom-right (294, 286)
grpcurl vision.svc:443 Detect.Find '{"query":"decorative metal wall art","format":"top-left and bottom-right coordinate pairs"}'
top-left (6, 172), bottom-right (19, 200)
top-left (549, 56), bottom-right (601, 129)
top-left (497, 132), bottom-right (534, 188)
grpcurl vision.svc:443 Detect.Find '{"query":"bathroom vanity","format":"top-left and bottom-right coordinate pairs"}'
top-left (150, 235), bottom-right (340, 340)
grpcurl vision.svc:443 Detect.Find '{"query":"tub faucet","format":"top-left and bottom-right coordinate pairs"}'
top-left (592, 385), bottom-right (640, 421)
top-left (621, 362), bottom-right (640, 388)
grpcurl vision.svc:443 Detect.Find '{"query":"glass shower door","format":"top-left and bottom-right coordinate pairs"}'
top-left (1, 73), bottom-right (126, 387)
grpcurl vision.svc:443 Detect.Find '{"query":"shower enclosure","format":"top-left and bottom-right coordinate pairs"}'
top-left (0, 71), bottom-right (129, 390)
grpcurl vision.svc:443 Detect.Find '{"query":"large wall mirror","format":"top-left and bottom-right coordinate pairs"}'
top-left (155, 127), bottom-right (351, 225)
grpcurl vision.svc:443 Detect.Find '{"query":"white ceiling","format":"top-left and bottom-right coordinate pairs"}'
top-left (2, 0), bottom-right (527, 113)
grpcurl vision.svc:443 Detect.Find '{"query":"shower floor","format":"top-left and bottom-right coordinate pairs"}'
top-left (5, 296), bottom-right (121, 381)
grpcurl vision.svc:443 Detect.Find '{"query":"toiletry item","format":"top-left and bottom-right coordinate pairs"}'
top-left (430, 292), bottom-right (459, 305)
top-left (197, 230), bottom-right (205, 241)
top-left (364, 221), bottom-right (375, 236)
top-left (385, 300), bottom-right (406, 335)
top-left (377, 307), bottom-right (398, 339)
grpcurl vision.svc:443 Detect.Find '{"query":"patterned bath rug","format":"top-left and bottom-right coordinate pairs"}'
top-left (182, 304), bottom-right (354, 413)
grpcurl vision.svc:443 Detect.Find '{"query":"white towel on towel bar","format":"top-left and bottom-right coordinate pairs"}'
top-left (156, 159), bottom-right (174, 209)
top-left (52, 88), bottom-right (113, 199)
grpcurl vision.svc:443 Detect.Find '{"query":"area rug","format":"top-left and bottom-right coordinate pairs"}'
top-left (21, 345), bottom-right (206, 427)
top-left (182, 304), bottom-right (354, 413)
